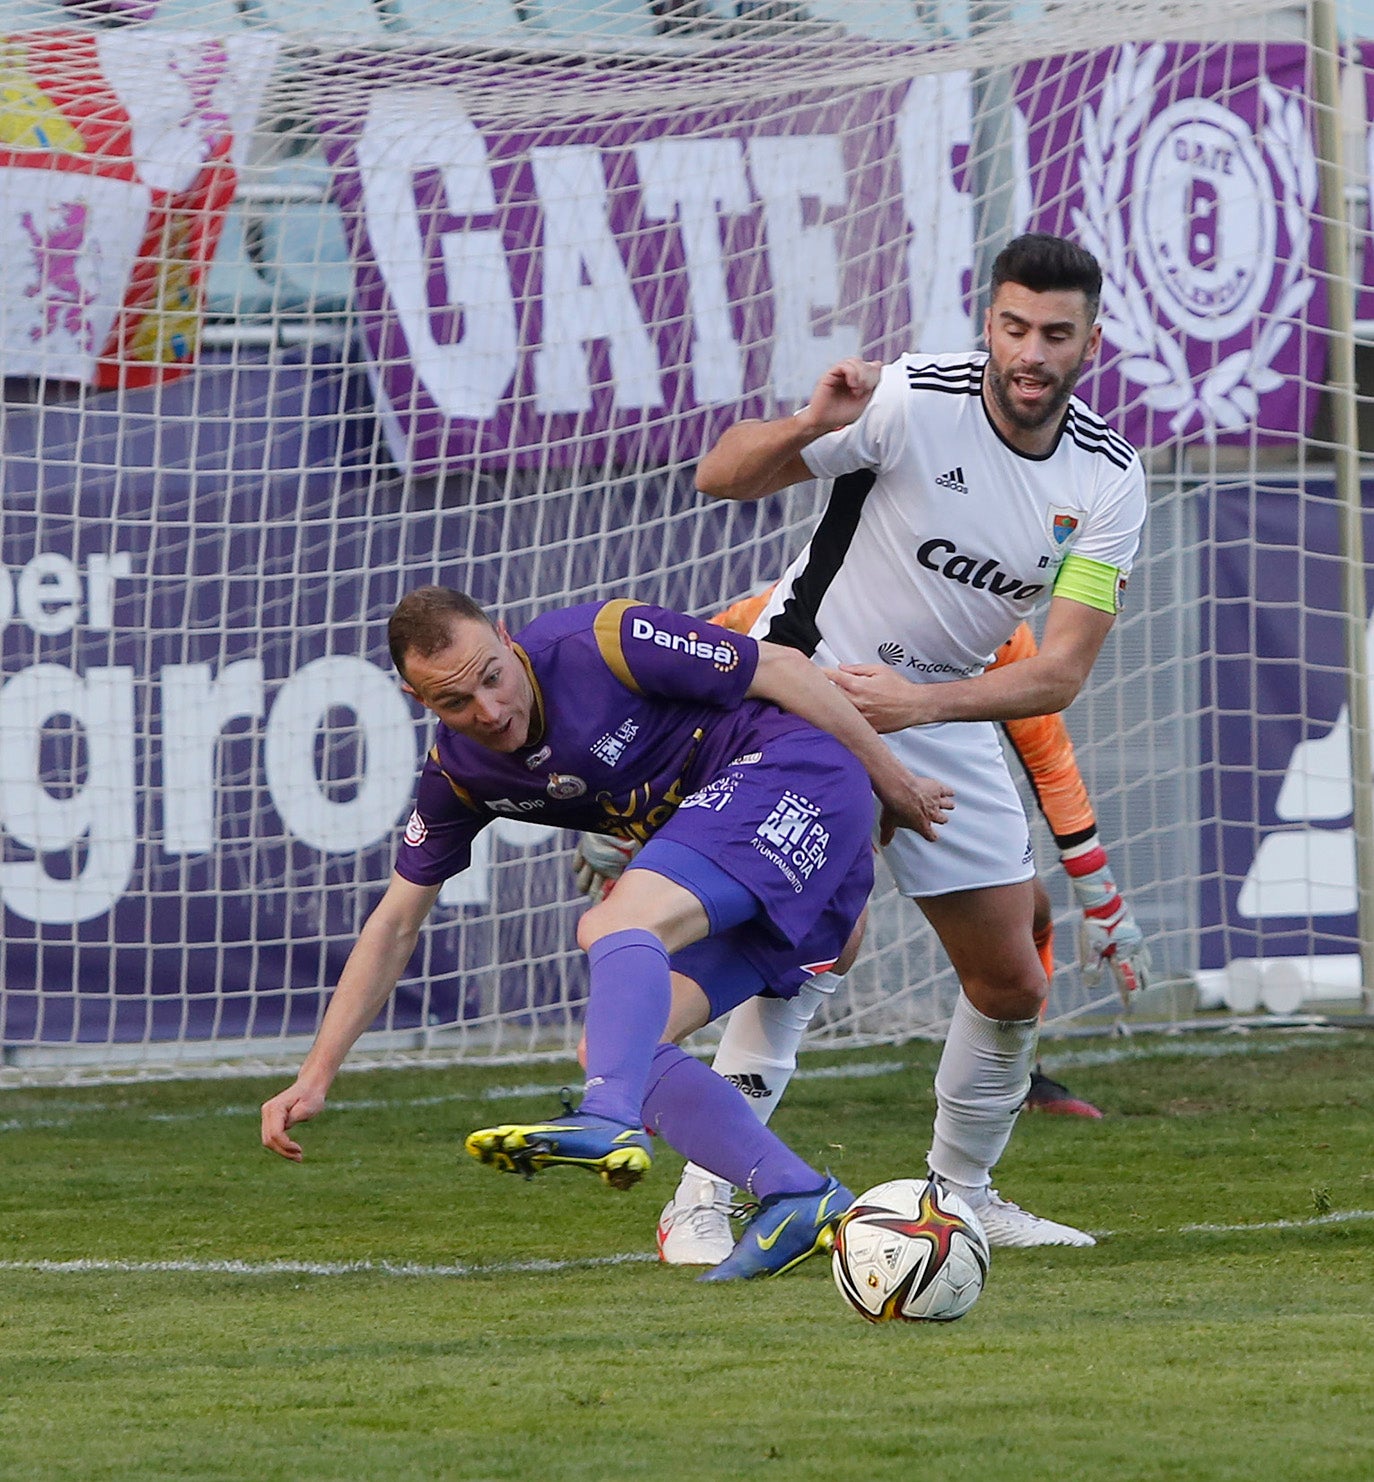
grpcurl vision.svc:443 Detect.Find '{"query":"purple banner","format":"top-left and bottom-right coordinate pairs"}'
top-left (1357, 43), bottom-right (1374, 324)
top-left (320, 42), bottom-right (1324, 474)
top-left (1197, 478), bottom-right (1371, 969)
top-left (1022, 43), bottom-right (1322, 448)
top-left (0, 350), bottom-right (803, 1047)
top-left (318, 49), bottom-right (913, 475)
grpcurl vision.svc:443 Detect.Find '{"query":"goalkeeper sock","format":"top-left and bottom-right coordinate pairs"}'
top-left (1060, 833), bottom-right (1129, 934)
top-left (927, 990), bottom-right (1038, 1189)
top-left (674, 971), bottom-right (839, 1190)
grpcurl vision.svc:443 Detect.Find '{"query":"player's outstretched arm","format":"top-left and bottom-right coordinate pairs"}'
top-left (749, 640), bottom-right (952, 843)
top-left (696, 357), bottom-right (882, 503)
top-left (829, 596), bottom-right (1116, 732)
top-left (1068, 846), bottom-right (1154, 1002)
top-left (260, 873), bottom-right (442, 1161)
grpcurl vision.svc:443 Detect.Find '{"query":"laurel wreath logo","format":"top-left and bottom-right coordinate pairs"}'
top-left (1071, 43), bottom-right (1317, 440)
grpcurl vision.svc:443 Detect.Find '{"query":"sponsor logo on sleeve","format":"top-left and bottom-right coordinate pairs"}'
top-left (629, 615), bottom-right (741, 672)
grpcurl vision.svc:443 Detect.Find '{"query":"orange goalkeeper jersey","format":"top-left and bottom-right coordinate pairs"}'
top-left (711, 590), bottom-right (1096, 849)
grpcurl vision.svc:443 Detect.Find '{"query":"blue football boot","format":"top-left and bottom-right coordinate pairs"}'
top-left (698, 1174), bottom-right (852, 1280)
top-left (464, 1112), bottom-right (652, 1190)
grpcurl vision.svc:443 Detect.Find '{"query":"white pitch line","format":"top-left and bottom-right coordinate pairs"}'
top-left (4, 1210), bottom-right (1371, 1281)
top-left (0, 1252), bottom-right (659, 1279)
top-left (1177, 1208), bottom-right (1374, 1234)
top-left (0, 1061), bottom-right (912, 1134)
top-left (1040, 1033), bottom-right (1341, 1073)
top-left (0, 1032), bottom-right (1355, 1136)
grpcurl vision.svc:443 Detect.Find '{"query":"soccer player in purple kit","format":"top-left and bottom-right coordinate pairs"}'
top-left (260, 586), bottom-right (952, 1280)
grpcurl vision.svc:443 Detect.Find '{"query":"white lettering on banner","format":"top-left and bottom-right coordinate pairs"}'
top-left (0, 551), bottom-right (131, 635)
top-left (438, 817), bottom-right (561, 907)
top-left (358, 90), bottom-right (518, 419)
top-left (263, 657), bottom-right (418, 855)
top-left (1134, 98), bottom-right (1277, 342)
top-left (745, 135), bottom-right (858, 402)
top-left (0, 665), bottom-right (136, 924)
top-left (896, 74), bottom-right (1031, 351)
top-left (161, 660), bottom-right (266, 856)
top-left (635, 137), bottom-right (751, 404)
top-left (1237, 616), bottom-right (1373, 920)
top-left (530, 144), bottom-right (663, 415)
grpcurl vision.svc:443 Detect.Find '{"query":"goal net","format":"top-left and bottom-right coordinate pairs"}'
top-left (0, 0), bottom-right (1367, 1082)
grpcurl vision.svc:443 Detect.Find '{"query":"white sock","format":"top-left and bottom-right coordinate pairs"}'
top-left (676, 972), bottom-right (840, 1193)
top-left (927, 990), bottom-right (1038, 1190)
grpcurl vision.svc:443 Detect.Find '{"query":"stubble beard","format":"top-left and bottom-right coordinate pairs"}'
top-left (985, 353), bottom-right (1086, 434)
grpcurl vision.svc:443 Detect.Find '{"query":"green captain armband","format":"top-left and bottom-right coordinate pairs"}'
top-left (1053, 552), bottom-right (1124, 614)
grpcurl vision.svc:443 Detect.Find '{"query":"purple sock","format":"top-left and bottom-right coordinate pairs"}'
top-left (577, 929), bottom-right (672, 1127)
top-left (641, 1043), bottom-right (822, 1199)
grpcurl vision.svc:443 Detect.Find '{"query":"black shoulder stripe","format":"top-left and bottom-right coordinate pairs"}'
top-left (1064, 408), bottom-right (1135, 469)
top-left (760, 468), bottom-right (878, 656)
top-left (905, 362), bottom-right (982, 396)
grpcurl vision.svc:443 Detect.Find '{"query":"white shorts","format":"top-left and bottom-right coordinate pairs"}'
top-left (765, 632), bottom-right (1036, 899)
top-left (875, 719), bottom-right (1035, 898)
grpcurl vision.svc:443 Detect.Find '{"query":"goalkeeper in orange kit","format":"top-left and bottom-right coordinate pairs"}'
top-left (572, 594), bottom-right (1152, 1264)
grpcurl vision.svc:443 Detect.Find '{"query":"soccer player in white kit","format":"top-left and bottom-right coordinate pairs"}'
top-left (683, 233), bottom-right (1146, 1250)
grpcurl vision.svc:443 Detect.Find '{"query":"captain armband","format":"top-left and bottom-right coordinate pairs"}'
top-left (1053, 553), bottom-right (1126, 614)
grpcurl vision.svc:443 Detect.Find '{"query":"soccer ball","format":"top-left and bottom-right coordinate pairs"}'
top-left (831, 1177), bottom-right (990, 1323)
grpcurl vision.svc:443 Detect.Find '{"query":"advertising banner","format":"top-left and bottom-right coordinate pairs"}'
top-left (0, 29), bottom-right (276, 388)
top-left (320, 41), bottom-right (1322, 474)
top-left (1021, 43), bottom-right (1321, 448)
top-left (1198, 478), bottom-right (1370, 976)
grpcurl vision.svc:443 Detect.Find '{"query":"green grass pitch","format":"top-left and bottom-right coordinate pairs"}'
top-left (1, 1029), bottom-right (1371, 1481)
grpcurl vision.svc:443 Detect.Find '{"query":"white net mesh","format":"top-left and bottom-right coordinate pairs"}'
top-left (1, 0), bottom-right (1370, 1083)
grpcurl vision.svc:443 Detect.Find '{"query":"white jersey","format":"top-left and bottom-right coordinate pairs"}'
top-left (758, 352), bottom-right (1146, 678)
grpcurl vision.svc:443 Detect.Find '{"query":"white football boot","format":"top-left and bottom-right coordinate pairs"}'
top-left (951, 1183), bottom-right (1096, 1249)
top-left (656, 1173), bottom-right (735, 1265)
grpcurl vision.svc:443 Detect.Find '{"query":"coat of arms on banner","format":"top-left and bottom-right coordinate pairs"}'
top-left (1069, 43), bottom-right (1317, 442)
top-left (0, 29), bottom-right (277, 388)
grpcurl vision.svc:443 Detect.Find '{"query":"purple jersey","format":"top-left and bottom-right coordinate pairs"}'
top-left (395, 599), bottom-right (817, 886)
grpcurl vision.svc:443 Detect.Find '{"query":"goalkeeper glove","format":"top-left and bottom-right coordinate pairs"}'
top-left (1062, 838), bottom-right (1153, 1002)
top-left (572, 833), bottom-right (641, 903)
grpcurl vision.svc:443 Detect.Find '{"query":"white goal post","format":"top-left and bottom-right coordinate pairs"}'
top-left (1, 0), bottom-right (1371, 1083)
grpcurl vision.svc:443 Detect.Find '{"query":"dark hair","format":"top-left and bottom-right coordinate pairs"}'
top-left (388, 586), bottom-right (494, 678)
top-left (990, 233), bottom-right (1102, 321)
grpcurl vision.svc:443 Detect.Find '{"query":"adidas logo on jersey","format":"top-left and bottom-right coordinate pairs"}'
top-left (934, 466), bottom-right (968, 494)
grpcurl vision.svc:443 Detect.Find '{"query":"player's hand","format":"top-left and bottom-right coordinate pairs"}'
top-left (805, 357), bottom-right (883, 433)
top-left (572, 833), bottom-right (641, 902)
top-left (877, 774), bottom-right (954, 845)
top-left (261, 1081), bottom-right (327, 1162)
top-left (826, 664), bottom-right (921, 734)
top-left (1079, 904), bottom-right (1153, 1003)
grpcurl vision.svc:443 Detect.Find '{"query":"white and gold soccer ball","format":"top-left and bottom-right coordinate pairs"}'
top-left (831, 1177), bottom-right (990, 1323)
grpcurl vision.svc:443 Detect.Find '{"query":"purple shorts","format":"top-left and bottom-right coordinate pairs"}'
top-left (632, 727), bottom-right (874, 1000)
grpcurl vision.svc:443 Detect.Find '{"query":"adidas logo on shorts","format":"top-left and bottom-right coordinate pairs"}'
top-left (934, 466), bottom-right (968, 494)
